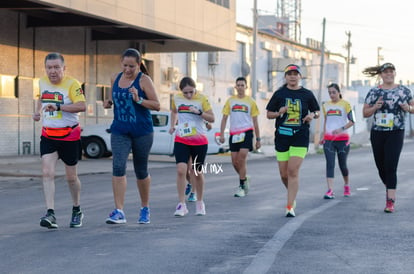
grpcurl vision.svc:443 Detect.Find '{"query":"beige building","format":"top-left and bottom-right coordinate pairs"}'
top-left (0, 0), bottom-right (236, 156)
top-left (0, 0), bottom-right (347, 156)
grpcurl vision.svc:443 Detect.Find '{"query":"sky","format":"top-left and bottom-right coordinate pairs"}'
top-left (236, 0), bottom-right (414, 85)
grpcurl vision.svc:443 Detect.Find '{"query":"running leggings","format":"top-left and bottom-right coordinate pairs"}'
top-left (370, 130), bottom-right (404, 190)
top-left (111, 133), bottom-right (153, 179)
top-left (323, 140), bottom-right (350, 178)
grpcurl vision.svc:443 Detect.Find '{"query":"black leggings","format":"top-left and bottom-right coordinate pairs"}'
top-left (323, 140), bottom-right (350, 178)
top-left (370, 130), bottom-right (404, 190)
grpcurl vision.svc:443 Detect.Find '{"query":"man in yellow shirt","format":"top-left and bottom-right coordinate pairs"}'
top-left (32, 52), bottom-right (86, 229)
top-left (220, 77), bottom-right (261, 197)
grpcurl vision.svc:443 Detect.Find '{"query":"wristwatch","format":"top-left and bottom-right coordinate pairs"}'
top-left (256, 137), bottom-right (261, 141)
top-left (56, 104), bottom-right (61, 111)
top-left (136, 97), bottom-right (144, 105)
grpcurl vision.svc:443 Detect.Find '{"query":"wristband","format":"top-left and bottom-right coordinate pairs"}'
top-left (56, 104), bottom-right (61, 111)
top-left (256, 137), bottom-right (261, 141)
top-left (342, 126), bottom-right (345, 131)
top-left (198, 110), bottom-right (203, 115)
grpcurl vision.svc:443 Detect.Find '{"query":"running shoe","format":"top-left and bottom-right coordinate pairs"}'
top-left (195, 201), bottom-right (206, 216)
top-left (106, 209), bottom-right (127, 224)
top-left (185, 183), bottom-right (192, 196)
top-left (292, 200), bottom-right (297, 210)
top-left (384, 199), bottom-right (395, 213)
top-left (324, 189), bottom-right (335, 199)
top-left (234, 186), bottom-right (245, 197)
top-left (138, 207), bottom-right (150, 224)
top-left (174, 203), bottom-right (188, 217)
top-left (40, 212), bottom-right (58, 229)
top-left (285, 207), bottom-right (295, 217)
top-left (243, 176), bottom-right (251, 194)
top-left (70, 210), bottom-right (83, 228)
top-left (344, 185), bottom-right (351, 197)
top-left (188, 192), bottom-right (197, 202)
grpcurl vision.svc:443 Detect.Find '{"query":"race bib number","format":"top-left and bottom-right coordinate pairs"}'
top-left (375, 113), bottom-right (394, 128)
top-left (178, 122), bottom-right (197, 137)
top-left (232, 132), bottom-right (245, 143)
top-left (43, 110), bottom-right (62, 119)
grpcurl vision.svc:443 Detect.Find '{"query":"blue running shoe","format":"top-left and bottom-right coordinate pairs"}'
top-left (185, 183), bottom-right (192, 195)
top-left (138, 207), bottom-right (150, 224)
top-left (106, 209), bottom-right (126, 224)
top-left (188, 192), bottom-right (197, 202)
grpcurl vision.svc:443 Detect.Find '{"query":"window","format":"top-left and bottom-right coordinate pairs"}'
top-left (33, 78), bottom-right (40, 99)
top-left (0, 75), bottom-right (16, 98)
top-left (152, 114), bottom-right (168, 127)
top-left (207, 0), bottom-right (229, 9)
top-left (96, 85), bottom-right (111, 101)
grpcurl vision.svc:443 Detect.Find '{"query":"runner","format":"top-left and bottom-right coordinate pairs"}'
top-left (219, 77), bottom-right (261, 197)
top-left (266, 64), bottom-right (320, 217)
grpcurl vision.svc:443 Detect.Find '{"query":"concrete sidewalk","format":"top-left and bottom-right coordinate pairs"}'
top-left (0, 130), bottom-right (372, 179)
top-left (0, 145), bottom-right (278, 179)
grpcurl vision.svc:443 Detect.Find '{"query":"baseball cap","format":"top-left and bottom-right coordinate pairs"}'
top-left (284, 64), bottom-right (301, 75)
top-left (380, 63), bottom-right (395, 72)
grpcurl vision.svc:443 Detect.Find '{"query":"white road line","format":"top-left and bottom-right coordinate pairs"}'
top-left (243, 200), bottom-right (340, 274)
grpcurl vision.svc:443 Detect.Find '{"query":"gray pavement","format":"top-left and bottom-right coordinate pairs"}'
top-left (0, 131), bottom-right (372, 179)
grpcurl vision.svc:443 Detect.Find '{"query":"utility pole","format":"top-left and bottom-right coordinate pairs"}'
top-left (251, 0), bottom-right (258, 99)
top-left (314, 17), bottom-right (326, 150)
top-left (345, 31), bottom-right (351, 89)
top-left (377, 46), bottom-right (383, 65)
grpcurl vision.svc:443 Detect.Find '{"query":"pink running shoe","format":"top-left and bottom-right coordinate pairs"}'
top-left (324, 189), bottom-right (335, 199)
top-left (344, 185), bottom-right (351, 197)
top-left (195, 201), bottom-right (206, 216)
top-left (384, 199), bottom-right (395, 213)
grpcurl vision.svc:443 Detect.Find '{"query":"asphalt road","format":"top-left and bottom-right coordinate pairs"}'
top-left (2, 142), bottom-right (414, 274)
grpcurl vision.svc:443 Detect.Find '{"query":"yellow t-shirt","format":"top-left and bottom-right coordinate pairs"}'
top-left (322, 99), bottom-right (353, 141)
top-left (222, 95), bottom-right (259, 135)
top-left (172, 92), bottom-right (212, 145)
top-left (39, 75), bottom-right (85, 128)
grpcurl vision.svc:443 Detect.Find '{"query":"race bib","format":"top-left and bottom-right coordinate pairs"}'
top-left (43, 110), bottom-right (62, 119)
top-left (375, 113), bottom-right (394, 128)
top-left (232, 132), bottom-right (245, 143)
top-left (178, 122), bottom-right (197, 137)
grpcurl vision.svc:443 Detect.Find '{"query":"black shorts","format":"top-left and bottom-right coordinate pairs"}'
top-left (40, 136), bottom-right (81, 166)
top-left (274, 128), bottom-right (309, 152)
top-left (229, 130), bottom-right (253, 152)
top-left (174, 142), bottom-right (207, 170)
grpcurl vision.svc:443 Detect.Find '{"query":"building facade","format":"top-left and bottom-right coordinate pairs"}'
top-left (0, 0), bottom-right (349, 156)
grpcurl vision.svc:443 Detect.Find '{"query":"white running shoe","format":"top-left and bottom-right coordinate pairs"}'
top-left (234, 186), bottom-right (245, 197)
top-left (243, 176), bottom-right (250, 194)
top-left (174, 203), bottom-right (188, 217)
top-left (195, 201), bottom-right (206, 216)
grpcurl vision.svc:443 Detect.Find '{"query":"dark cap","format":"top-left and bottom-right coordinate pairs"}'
top-left (284, 64), bottom-right (301, 75)
top-left (380, 63), bottom-right (395, 72)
